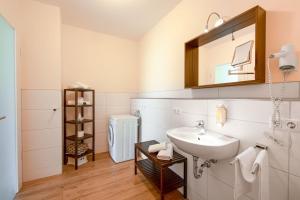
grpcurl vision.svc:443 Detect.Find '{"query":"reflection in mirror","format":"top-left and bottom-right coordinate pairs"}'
top-left (198, 24), bottom-right (256, 86)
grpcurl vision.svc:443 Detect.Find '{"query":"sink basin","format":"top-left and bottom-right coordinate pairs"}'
top-left (167, 127), bottom-right (239, 160)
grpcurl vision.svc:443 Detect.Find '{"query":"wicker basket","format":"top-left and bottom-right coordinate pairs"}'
top-left (66, 142), bottom-right (88, 155)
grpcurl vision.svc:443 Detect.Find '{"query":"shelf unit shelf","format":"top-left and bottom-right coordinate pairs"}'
top-left (66, 149), bottom-right (93, 159)
top-left (66, 133), bottom-right (93, 141)
top-left (63, 88), bottom-right (95, 170)
top-left (135, 140), bottom-right (187, 200)
top-left (65, 104), bottom-right (93, 108)
top-left (66, 88), bottom-right (94, 92)
top-left (136, 159), bottom-right (184, 193)
top-left (65, 119), bottom-right (93, 124)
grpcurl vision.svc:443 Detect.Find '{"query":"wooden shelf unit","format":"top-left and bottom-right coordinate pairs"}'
top-left (63, 88), bottom-right (95, 170)
top-left (135, 140), bottom-right (187, 200)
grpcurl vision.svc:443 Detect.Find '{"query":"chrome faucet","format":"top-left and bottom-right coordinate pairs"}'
top-left (196, 120), bottom-right (206, 135)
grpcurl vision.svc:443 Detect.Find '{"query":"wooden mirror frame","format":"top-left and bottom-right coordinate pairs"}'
top-left (185, 6), bottom-right (266, 89)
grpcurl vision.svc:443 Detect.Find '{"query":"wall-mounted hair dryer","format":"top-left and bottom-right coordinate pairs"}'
top-left (267, 44), bottom-right (298, 145)
top-left (269, 44), bottom-right (298, 72)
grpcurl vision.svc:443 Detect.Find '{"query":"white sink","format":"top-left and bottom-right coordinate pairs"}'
top-left (167, 127), bottom-right (239, 160)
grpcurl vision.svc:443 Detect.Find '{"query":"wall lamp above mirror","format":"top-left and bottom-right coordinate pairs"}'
top-left (185, 6), bottom-right (266, 89)
top-left (204, 12), bottom-right (225, 33)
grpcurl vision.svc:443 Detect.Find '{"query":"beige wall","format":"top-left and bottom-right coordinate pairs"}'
top-left (62, 24), bottom-right (139, 92)
top-left (139, 0), bottom-right (300, 92)
top-left (0, 0), bottom-right (19, 27)
top-left (20, 0), bottom-right (61, 90)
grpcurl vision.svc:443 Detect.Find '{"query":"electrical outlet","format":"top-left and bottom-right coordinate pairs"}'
top-left (280, 118), bottom-right (300, 132)
top-left (173, 108), bottom-right (182, 114)
top-left (269, 117), bottom-right (300, 132)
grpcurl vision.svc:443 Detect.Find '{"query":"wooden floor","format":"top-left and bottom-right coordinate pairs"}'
top-left (16, 153), bottom-right (184, 200)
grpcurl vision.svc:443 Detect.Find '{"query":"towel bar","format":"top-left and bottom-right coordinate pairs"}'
top-left (229, 143), bottom-right (268, 174)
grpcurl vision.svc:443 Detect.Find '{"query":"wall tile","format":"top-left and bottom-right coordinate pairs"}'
top-left (22, 90), bottom-right (61, 110)
top-left (218, 82), bottom-right (300, 99)
top-left (95, 106), bottom-right (106, 121)
top-left (207, 99), bottom-right (290, 124)
top-left (132, 98), bottom-right (300, 200)
top-left (106, 106), bottom-right (130, 116)
top-left (83, 106), bottom-right (106, 121)
top-left (22, 109), bottom-right (62, 130)
top-left (95, 93), bottom-right (106, 106)
top-left (208, 160), bottom-right (235, 187)
top-left (106, 93), bottom-right (132, 106)
top-left (289, 174), bottom-right (300, 200)
top-left (291, 101), bottom-right (300, 119)
top-left (208, 116), bottom-right (289, 172)
top-left (22, 89), bottom-right (63, 182)
top-left (269, 168), bottom-right (288, 200)
top-left (191, 88), bottom-right (219, 99)
top-left (23, 147), bottom-right (62, 173)
top-left (172, 112), bottom-right (207, 129)
top-left (171, 100), bottom-right (208, 115)
top-left (95, 133), bottom-right (108, 153)
top-left (207, 175), bottom-right (233, 200)
top-left (290, 132), bottom-right (300, 176)
top-left (138, 89), bottom-right (192, 99)
top-left (172, 147), bottom-right (208, 200)
top-left (22, 128), bottom-right (61, 151)
top-left (23, 164), bottom-right (62, 182)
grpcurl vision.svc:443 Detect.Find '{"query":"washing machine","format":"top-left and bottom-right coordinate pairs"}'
top-left (108, 115), bottom-right (138, 163)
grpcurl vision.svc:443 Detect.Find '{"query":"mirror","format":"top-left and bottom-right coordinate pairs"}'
top-left (185, 6), bottom-right (266, 89)
top-left (198, 25), bottom-right (255, 85)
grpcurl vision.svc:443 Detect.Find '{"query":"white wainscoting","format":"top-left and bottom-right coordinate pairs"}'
top-left (138, 82), bottom-right (300, 99)
top-left (21, 90), bottom-right (62, 182)
top-left (68, 92), bottom-right (136, 153)
top-left (93, 93), bottom-right (136, 153)
top-left (22, 90), bottom-right (136, 182)
top-left (131, 98), bottom-right (300, 200)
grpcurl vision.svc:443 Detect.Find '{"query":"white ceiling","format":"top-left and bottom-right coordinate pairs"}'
top-left (35, 0), bottom-right (182, 40)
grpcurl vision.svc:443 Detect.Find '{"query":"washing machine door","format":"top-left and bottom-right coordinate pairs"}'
top-left (108, 124), bottom-right (114, 147)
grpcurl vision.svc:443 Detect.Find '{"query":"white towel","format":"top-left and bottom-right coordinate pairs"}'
top-left (234, 147), bottom-right (257, 200)
top-left (252, 150), bottom-right (269, 200)
top-left (148, 142), bottom-right (167, 153)
top-left (157, 143), bottom-right (173, 160)
top-left (234, 147), bottom-right (269, 200)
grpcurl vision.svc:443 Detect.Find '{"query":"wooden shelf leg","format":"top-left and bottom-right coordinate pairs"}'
top-left (75, 91), bottom-right (78, 170)
top-left (160, 168), bottom-right (165, 200)
top-left (74, 158), bottom-right (78, 170)
top-left (63, 89), bottom-right (67, 165)
top-left (64, 156), bottom-right (68, 165)
top-left (92, 90), bottom-right (95, 162)
top-left (184, 159), bottom-right (187, 198)
top-left (134, 145), bottom-right (137, 175)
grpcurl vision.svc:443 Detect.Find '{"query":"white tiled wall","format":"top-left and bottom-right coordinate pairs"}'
top-left (131, 98), bottom-right (300, 200)
top-left (138, 82), bottom-right (300, 99)
top-left (82, 92), bottom-right (136, 153)
top-left (21, 90), bottom-right (62, 182)
top-left (93, 93), bottom-right (136, 153)
top-left (22, 90), bottom-right (135, 182)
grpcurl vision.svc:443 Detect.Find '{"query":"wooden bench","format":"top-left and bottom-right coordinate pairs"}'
top-left (134, 140), bottom-right (187, 200)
